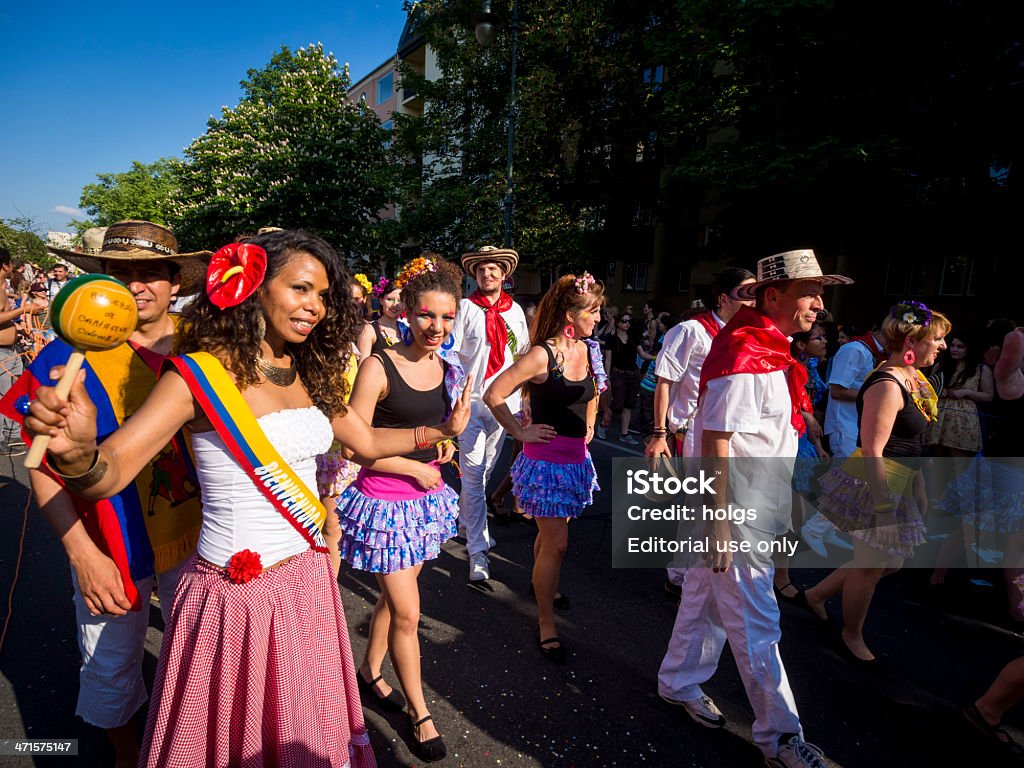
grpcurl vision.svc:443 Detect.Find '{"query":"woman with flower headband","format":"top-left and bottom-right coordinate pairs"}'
top-left (370, 276), bottom-right (404, 353)
top-left (25, 230), bottom-right (473, 768)
top-left (335, 255), bottom-right (465, 762)
top-left (484, 272), bottom-right (604, 663)
top-left (799, 301), bottom-right (949, 665)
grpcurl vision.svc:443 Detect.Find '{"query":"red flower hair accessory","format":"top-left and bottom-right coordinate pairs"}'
top-left (226, 549), bottom-right (263, 584)
top-left (206, 243), bottom-right (268, 309)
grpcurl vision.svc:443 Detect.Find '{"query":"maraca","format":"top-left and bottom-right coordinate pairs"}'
top-left (24, 274), bottom-right (138, 468)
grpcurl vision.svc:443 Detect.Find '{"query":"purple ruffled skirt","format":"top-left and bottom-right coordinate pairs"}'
top-left (511, 437), bottom-right (599, 519)
top-left (337, 469), bottom-right (459, 574)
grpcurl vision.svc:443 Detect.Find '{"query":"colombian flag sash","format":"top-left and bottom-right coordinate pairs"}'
top-left (167, 352), bottom-right (329, 552)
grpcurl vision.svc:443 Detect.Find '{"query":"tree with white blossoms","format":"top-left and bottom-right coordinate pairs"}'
top-left (175, 44), bottom-right (396, 258)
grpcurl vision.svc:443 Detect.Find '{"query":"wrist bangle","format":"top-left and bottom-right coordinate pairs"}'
top-left (872, 502), bottom-right (896, 513)
top-left (49, 450), bottom-right (108, 493)
top-left (414, 426), bottom-right (431, 451)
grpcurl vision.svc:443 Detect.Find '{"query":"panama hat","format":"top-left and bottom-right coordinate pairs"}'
top-left (47, 220), bottom-right (212, 295)
top-left (461, 245), bottom-right (518, 277)
top-left (732, 249), bottom-right (853, 300)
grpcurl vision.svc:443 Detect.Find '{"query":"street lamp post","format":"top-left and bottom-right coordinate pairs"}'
top-left (473, 0), bottom-right (518, 249)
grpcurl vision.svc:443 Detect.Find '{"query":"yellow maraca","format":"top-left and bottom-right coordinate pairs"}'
top-left (25, 274), bottom-right (138, 468)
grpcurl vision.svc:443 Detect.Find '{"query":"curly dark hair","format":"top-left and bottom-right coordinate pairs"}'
top-left (530, 273), bottom-right (605, 346)
top-left (176, 230), bottom-right (360, 418)
top-left (397, 255), bottom-right (463, 311)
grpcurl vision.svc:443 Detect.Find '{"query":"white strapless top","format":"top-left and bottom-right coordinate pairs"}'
top-left (192, 406), bottom-right (334, 566)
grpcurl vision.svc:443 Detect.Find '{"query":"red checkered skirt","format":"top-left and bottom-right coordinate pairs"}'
top-left (140, 550), bottom-right (376, 768)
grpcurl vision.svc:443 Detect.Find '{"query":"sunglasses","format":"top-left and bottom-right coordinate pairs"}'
top-left (619, 319), bottom-right (631, 324)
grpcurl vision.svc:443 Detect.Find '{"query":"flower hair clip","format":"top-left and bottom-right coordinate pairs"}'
top-left (394, 257), bottom-right (438, 290)
top-left (892, 300), bottom-right (932, 327)
top-left (372, 276), bottom-right (391, 297)
top-left (574, 272), bottom-right (596, 294)
top-left (206, 243), bottom-right (268, 309)
top-left (353, 273), bottom-right (373, 296)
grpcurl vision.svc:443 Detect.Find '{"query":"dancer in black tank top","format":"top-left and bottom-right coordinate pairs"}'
top-left (484, 272), bottom-right (605, 664)
top-left (335, 257), bottom-right (468, 762)
top-left (804, 302), bottom-right (950, 665)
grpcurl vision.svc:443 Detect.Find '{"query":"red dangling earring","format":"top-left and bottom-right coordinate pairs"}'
top-left (563, 324), bottom-right (576, 339)
top-left (903, 349), bottom-right (916, 366)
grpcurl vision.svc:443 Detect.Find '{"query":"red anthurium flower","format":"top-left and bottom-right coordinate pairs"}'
top-left (226, 549), bottom-right (263, 584)
top-left (207, 243), bottom-right (268, 309)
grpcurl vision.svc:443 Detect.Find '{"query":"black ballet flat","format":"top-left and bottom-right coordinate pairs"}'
top-left (537, 634), bottom-right (567, 664)
top-left (789, 590), bottom-right (832, 628)
top-left (836, 637), bottom-right (882, 671)
top-left (530, 582), bottom-right (570, 610)
top-left (410, 714), bottom-right (447, 762)
top-left (357, 670), bottom-right (406, 712)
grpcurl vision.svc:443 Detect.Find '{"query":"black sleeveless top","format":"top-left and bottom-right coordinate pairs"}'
top-left (855, 370), bottom-right (927, 457)
top-left (371, 320), bottom-right (397, 354)
top-left (372, 351), bottom-right (450, 462)
top-left (527, 344), bottom-right (595, 439)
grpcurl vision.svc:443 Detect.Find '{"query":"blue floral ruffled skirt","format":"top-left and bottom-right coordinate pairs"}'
top-left (511, 452), bottom-right (599, 519)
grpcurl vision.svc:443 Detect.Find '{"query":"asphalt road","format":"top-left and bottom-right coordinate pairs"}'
top-left (0, 437), bottom-right (1022, 767)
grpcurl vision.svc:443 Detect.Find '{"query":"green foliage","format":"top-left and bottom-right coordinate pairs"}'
top-left (0, 218), bottom-right (48, 265)
top-left (71, 158), bottom-right (182, 237)
top-left (174, 44), bottom-right (397, 257)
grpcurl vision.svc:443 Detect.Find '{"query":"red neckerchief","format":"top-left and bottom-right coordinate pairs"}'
top-left (468, 289), bottom-right (514, 380)
top-left (851, 333), bottom-right (886, 365)
top-left (693, 310), bottom-right (721, 339)
top-left (699, 305), bottom-right (811, 436)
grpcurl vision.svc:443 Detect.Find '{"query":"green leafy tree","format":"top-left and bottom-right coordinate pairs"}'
top-left (174, 44), bottom-right (396, 257)
top-left (70, 158), bottom-right (183, 237)
top-left (0, 218), bottom-right (49, 265)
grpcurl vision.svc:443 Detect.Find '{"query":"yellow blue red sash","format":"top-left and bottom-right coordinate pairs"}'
top-left (166, 352), bottom-right (328, 552)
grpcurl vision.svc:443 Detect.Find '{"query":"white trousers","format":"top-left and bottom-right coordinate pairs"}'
top-left (72, 561), bottom-right (183, 729)
top-left (658, 539), bottom-right (802, 756)
top-left (458, 403), bottom-right (506, 556)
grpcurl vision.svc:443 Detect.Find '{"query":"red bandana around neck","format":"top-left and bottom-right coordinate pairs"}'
top-left (699, 306), bottom-right (812, 436)
top-left (693, 310), bottom-right (722, 339)
top-left (850, 333), bottom-right (886, 365)
top-left (469, 289), bottom-right (514, 380)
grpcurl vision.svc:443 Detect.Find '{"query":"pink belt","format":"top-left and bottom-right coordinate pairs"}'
top-left (523, 435), bottom-right (587, 464)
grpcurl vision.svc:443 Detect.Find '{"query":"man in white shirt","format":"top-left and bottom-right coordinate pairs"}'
top-left (646, 267), bottom-right (755, 591)
top-left (657, 249), bottom-right (851, 768)
top-left (799, 325), bottom-right (885, 554)
top-left (46, 262), bottom-right (71, 300)
top-left (450, 246), bottom-right (530, 581)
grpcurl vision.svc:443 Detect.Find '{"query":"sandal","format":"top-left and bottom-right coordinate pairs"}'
top-left (537, 634), bottom-right (567, 664)
top-left (964, 702), bottom-right (1024, 758)
top-left (788, 589), bottom-right (832, 627)
top-left (773, 582), bottom-right (801, 604)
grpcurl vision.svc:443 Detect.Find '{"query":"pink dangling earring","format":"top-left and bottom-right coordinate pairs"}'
top-left (563, 324), bottom-right (576, 339)
top-left (903, 348), bottom-right (916, 366)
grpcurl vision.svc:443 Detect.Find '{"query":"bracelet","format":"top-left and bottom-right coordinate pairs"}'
top-left (652, 427), bottom-right (668, 437)
top-left (872, 502), bottom-right (896, 513)
top-left (414, 425), bottom-right (431, 451)
top-left (48, 451), bottom-right (109, 493)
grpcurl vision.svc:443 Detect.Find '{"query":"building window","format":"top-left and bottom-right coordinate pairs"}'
top-left (376, 72), bottom-right (394, 105)
top-left (643, 65), bottom-right (664, 92)
top-left (623, 262), bottom-right (648, 292)
top-left (939, 254), bottom-right (971, 296)
top-left (606, 261), bottom-right (616, 286)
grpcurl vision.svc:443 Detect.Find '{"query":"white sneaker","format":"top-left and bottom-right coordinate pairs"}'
top-left (800, 522), bottom-right (828, 558)
top-left (619, 433), bottom-right (640, 446)
top-left (765, 734), bottom-right (828, 768)
top-left (469, 553), bottom-right (490, 582)
top-left (823, 528), bottom-right (854, 551)
top-left (659, 693), bottom-right (726, 728)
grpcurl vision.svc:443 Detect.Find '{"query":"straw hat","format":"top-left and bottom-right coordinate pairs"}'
top-left (48, 220), bottom-right (212, 295)
top-left (732, 249), bottom-right (853, 300)
top-left (460, 245), bottom-right (518, 277)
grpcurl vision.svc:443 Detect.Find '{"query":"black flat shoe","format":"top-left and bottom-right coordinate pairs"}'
top-left (789, 590), bottom-right (832, 628)
top-left (410, 714), bottom-right (447, 762)
top-left (773, 582), bottom-right (801, 605)
top-left (964, 702), bottom-right (1024, 758)
top-left (357, 670), bottom-right (406, 712)
top-left (529, 582), bottom-right (570, 610)
top-left (538, 634), bottom-right (567, 664)
top-left (836, 637), bottom-right (881, 671)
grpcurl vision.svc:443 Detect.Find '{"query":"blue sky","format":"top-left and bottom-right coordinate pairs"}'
top-left (0, 0), bottom-right (409, 234)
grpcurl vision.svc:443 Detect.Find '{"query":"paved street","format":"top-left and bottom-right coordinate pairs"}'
top-left (0, 438), bottom-right (1022, 767)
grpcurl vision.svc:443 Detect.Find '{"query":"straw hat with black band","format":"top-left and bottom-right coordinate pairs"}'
top-left (460, 245), bottom-right (519, 277)
top-left (731, 249), bottom-right (853, 300)
top-left (48, 220), bottom-right (212, 295)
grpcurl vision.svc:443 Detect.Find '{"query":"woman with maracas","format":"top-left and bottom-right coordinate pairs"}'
top-left (26, 230), bottom-right (473, 768)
